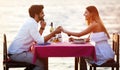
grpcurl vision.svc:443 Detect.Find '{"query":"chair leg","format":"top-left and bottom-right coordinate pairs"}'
top-left (4, 66), bottom-right (8, 70)
top-left (24, 64), bottom-right (35, 70)
top-left (116, 67), bottom-right (119, 70)
top-left (89, 66), bottom-right (92, 70)
top-left (4, 67), bottom-right (5, 70)
top-left (93, 67), bottom-right (96, 70)
top-left (112, 67), bottom-right (114, 70)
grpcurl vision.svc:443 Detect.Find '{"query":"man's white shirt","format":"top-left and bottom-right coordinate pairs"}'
top-left (8, 17), bottom-right (44, 54)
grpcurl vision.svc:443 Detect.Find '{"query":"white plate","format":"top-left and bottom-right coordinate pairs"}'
top-left (72, 39), bottom-right (86, 44)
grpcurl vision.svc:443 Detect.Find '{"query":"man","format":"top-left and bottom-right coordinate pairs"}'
top-left (8, 5), bottom-right (61, 70)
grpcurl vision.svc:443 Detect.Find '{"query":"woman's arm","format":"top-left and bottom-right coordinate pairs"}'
top-left (63, 23), bottom-right (97, 37)
top-left (85, 34), bottom-right (90, 42)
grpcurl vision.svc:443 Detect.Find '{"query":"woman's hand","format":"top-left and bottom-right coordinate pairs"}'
top-left (84, 38), bottom-right (90, 42)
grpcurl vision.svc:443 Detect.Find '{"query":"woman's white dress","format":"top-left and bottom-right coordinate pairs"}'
top-left (89, 32), bottom-right (115, 65)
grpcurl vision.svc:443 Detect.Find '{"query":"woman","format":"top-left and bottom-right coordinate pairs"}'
top-left (62, 6), bottom-right (115, 66)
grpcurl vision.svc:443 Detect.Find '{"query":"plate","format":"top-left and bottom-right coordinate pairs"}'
top-left (72, 39), bottom-right (86, 44)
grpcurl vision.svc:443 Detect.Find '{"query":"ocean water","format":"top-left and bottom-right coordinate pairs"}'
top-left (0, 0), bottom-right (120, 70)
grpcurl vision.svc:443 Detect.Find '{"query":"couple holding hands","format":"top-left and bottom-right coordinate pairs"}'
top-left (8, 5), bottom-right (114, 70)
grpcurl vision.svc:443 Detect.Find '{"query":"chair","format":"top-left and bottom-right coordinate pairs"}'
top-left (3, 34), bottom-right (35, 70)
top-left (88, 33), bottom-right (119, 70)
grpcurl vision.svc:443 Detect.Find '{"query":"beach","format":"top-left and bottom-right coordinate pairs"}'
top-left (0, 0), bottom-right (120, 70)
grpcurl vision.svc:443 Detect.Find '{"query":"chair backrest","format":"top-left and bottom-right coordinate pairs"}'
top-left (112, 33), bottom-right (119, 64)
top-left (3, 34), bottom-right (8, 61)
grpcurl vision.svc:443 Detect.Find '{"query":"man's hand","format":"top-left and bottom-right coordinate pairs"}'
top-left (39, 20), bottom-right (46, 35)
top-left (40, 20), bottom-right (46, 29)
top-left (60, 26), bottom-right (66, 33)
top-left (60, 26), bottom-right (70, 36)
top-left (69, 37), bottom-right (74, 42)
top-left (54, 26), bottom-right (62, 34)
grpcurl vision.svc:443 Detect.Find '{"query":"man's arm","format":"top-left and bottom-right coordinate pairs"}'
top-left (44, 26), bottom-right (61, 42)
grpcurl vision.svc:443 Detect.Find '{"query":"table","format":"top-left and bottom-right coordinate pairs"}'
top-left (33, 42), bottom-right (96, 70)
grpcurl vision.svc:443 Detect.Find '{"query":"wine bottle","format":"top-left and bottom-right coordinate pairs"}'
top-left (50, 22), bottom-right (54, 33)
top-left (49, 22), bottom-right (55, 42)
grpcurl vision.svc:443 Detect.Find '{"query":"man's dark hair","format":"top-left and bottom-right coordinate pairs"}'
top-left (29, 5), bottom-right (44, 18)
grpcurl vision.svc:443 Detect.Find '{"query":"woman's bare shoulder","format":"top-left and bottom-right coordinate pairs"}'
top-left (89, 22), bottom-right (98, 28)
top-left (92, 21), bottom-right (98, 25)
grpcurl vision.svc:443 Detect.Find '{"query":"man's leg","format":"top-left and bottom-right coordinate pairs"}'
top-left (10, 51), bottom-right (44, 70)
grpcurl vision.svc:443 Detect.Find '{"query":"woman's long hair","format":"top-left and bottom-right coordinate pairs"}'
top-left (86, 6), bottom-right (110, 38)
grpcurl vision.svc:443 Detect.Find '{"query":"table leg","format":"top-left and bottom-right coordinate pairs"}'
top-left (44, 58), bottom-right (48, 70)
top-left (75, 57), bottom-right (79, 70)
top-left (80, 57), bottom-right (87, 70)
top-left (40, 58), bottom-right (48, 70)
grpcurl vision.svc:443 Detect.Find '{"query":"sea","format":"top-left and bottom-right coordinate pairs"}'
top-left (0, 0), bottom-right (120, 70)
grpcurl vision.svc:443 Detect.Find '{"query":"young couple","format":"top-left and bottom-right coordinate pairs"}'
top-left (8, 5), bottom-right (114, 70)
